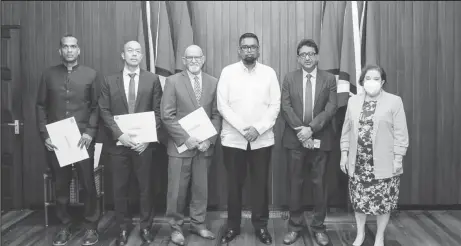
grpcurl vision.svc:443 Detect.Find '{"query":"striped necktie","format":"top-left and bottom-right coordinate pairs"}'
top-left (193, 75), bottom-right (201, 104)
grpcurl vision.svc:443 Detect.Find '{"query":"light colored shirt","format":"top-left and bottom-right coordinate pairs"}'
top-left (302, 67), bottom-right (317, 122)
top-left (217, 61), bottom-right (281, 150)
top-left (186, 70), bottom-right (202, 90)
top-left (122, 66), bottom-right (140, 101)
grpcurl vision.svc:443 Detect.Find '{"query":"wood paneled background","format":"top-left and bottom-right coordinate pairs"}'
top-left (1, 1), bottom-right (460, 209)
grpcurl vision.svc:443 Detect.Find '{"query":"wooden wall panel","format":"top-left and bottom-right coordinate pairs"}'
top-left (1, 1), bottom-right (461, 208)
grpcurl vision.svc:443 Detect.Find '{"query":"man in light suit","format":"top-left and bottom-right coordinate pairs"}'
top-left (98, 40), bottom-right (162, 245)
top-left (161, 45), bottom-right (221, 246)
top-left (281, 39), bottom-right (337, 245)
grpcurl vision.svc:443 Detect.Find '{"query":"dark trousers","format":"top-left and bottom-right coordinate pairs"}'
top-left (166, 154), bottom-right (212, 233)
top-left (109, 146), bottom-right (154, 231)
top-left (287, 148), bottom-right (329, 233)
top-left (46, 143), bottom-right (100, 230)
top-left (222, 143), bottom-right (271, 230)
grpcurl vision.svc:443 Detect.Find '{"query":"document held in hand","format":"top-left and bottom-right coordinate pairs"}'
top-left (45, 117), bottom-right (89, 167)
top-left (176, 107), bottom-right (217, 153)
top-left (114, 111), bottom-right (158, 145)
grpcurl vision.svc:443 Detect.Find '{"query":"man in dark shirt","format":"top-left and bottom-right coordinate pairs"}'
top-left (36, 34), bottom-right (101, 246)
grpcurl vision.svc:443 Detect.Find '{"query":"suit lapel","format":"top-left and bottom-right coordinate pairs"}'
top-left (295, 69), bottom-right (304, 106)
top-left (314, 70), bottom-right (326, 106)
top-left (199, 73), bottom-right (211, 106)
top-left (115, 73), bottom-right (129, 112)
top-left (135, 70), bottom-right (148, 112)
top-left (181, 71), bottom-right (200, 109)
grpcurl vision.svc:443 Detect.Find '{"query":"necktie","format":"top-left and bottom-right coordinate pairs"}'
top-left (128, 73), bottom-right (136, 113)
top-left (193, 76), bottom-right (201, 104)
top-left (304, 74), bottom-right (313, 124)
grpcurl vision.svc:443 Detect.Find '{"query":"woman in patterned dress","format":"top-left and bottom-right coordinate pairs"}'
top-left (339, 65), bottom-right (409, 246)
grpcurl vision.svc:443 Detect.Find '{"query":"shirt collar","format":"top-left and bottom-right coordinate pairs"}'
top-left (240, 60), bottom-right (259, 73)
top-left (123, 66), bottom-right (140, 77)
top-left (302, 67), bottom-right (317, 79)
top-left (61, 63), bottom-right (80, 71)
top-left (186, 70), bottom-right (202, 81)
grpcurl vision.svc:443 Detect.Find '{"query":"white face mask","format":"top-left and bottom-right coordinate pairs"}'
top-left (363, 80), bottom-right (382, 96)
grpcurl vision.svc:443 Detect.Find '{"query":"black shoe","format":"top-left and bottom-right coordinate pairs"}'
top-left (314, 231), bottom-right (330, 246)
top-left (255, 228), bottom-right (272, 245)
top-left (116, 230), bottom-right (129, 246)
top-left (140, 228), bottom-right (154, 243)
top-left (283, 231), bottom-right (300, 245)
top-left (53, 228), bottom-right (71, 246)
top-left (220, 228), bottom-right (240, 244)
top-left (82, 229), bottom-right (99, 246)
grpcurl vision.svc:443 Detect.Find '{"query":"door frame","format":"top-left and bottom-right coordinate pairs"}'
top-left (1, 25), bottom-right (24, 212)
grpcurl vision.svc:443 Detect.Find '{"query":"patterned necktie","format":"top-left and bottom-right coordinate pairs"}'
top-left (304, 73), bottom-right (313, 124)
top-left (128, 73), bottom-right (136, 113)
top-left (193, 76), bottom-right (201, 104)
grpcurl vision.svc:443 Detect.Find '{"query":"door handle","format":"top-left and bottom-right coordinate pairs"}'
top-left (6, 120), bottom-right (22, 134)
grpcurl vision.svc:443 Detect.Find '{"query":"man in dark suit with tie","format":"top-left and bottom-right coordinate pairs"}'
top-left (161, 45), bottom-right (221, 246)
top-left (281, 39), bottom-right (337, 245)
top-left (98, 40), bottom-right (162, 245)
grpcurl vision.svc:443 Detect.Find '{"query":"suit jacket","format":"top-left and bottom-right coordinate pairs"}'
top-left (161, 71), bottom-right (221, 158)
top-left (36, 64), bottom-right (101, 141)
top-left (340, 91), bottom-right (409, 179)
top-left (281, 68), bottom-right (337, 151)
top-left (98, 69), bottom-right (163, 153)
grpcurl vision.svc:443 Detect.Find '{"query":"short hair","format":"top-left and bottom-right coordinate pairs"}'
top-left (239, 32), bottom-right (259, 46)
top-left (358, 64), bottom-right (387, 86)
top-left (296, 39), bottom-right (318, 55)
top-left (60, 34), bottom-right (78, 47)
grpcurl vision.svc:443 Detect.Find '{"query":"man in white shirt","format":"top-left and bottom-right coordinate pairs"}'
top-left (280, 39), bottom-right (337, 245)
top-left (217, 33), bottom-right (281, 245)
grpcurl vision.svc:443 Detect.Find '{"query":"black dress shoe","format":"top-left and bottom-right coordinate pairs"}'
top-left (220, 229), bottom-right (240, 244)
top-left (53, 228), bottom-right (71, 246)
top-left (255, 228), bottom-right (272, 245)
top-left (82, 229), bottom-right (99, 245)
top-left (140, 228), bottom-right (154, 243)
top-left (116, 230), bottom-right (129, 246)
top-left (314, 231), bottom-right (330, 246)
top-left (283, 231), bottom-right (300, 245)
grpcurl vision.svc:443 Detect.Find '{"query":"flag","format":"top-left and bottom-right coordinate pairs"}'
top-left (338, 1), bottom-right (363, 107)
top-left (138, 1), bottom-right (194, 90)
top-left (361, 1), bottom-right (379, 66)
top-left (167, 1), bottom-right (194, 73)
top-left (138, 1), bottom-right (155, 73)
top-left (153, 1), bottom-right (175, 90)
top-left (318, 1), bottom-right (347, 86)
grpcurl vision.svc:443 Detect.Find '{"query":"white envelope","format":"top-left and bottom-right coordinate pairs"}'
top-left (114, 111), bottom-right (158, 145)
top-left (176, 107), bottom-right (217, 153)
top-left (46, 117), bottom-right (89, 167)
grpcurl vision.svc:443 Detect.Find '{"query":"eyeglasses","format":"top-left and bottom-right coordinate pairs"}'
top-left (298, 52), bottom-right (317, 58)
top-left (240, 45), bottom-right (259, 52)
top-left (184, 56), bottom-right (203, 62)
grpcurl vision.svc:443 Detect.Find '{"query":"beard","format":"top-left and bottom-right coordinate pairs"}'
top-left (243, 56), bottom-right (257, 64)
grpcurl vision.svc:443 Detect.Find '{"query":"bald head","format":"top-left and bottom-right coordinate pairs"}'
top-left (182, 45), bottom-right (205, 75)
top-left (184, 45), bottom-right (203, 57)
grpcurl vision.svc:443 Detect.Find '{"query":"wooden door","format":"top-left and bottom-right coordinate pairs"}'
top-left (1, 26), bottom-right (24, 211)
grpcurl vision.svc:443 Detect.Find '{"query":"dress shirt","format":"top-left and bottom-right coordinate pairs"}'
top-left (186, 70), bottom-right (202, 89)
top-left (302, 67), bottom-right (317, 122)
top-left (217, 61), bottom-right (281, 150)
top-left (36, 64), bottom-right (101, 140)
top-left (122, 66), bottom-right (140, 101)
